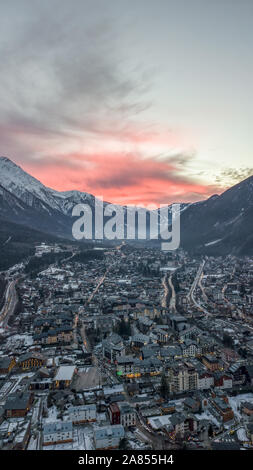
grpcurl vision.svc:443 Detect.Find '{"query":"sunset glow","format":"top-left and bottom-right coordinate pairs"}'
top-left (0, 0), bottom-right (252, 206)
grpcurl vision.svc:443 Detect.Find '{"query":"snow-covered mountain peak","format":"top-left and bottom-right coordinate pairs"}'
top-left (0, 156), bottom-right (94, 214)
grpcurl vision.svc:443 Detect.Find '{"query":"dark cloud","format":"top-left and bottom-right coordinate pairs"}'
top-left (0, 0), bottom-right (152, 155)
top-left (215, 167), bottom-right (253, 185)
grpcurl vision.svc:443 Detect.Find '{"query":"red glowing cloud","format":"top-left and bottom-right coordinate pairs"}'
top-left (23, 151), bottom-right (220, 206)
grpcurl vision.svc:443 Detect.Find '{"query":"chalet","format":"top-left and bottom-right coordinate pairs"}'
top-left (53, 365), bottom-right (76, 389)
top-left (0, 356), bottom-right (16, 374)
top-left (182, 339), bottom-right (201, 357)
top-left (202, 355), bottom-right (220, 371)
top-left (17, 353), bottom-right (46, 370)
top-left (33, 326), bottom-right (73, 345)
top-left (4, 392), bottom-right (34, 418)
top-left (211, 397), bottom-right (234, 422)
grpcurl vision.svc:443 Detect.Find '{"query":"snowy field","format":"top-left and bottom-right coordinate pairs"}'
top-left (228, 393), bottom-right (253, 420)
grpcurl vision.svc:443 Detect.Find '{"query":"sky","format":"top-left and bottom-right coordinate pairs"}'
top-left (0, 0), bottom-right (252, 206)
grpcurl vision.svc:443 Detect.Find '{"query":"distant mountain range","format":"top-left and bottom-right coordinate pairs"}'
top-left (0, 156), bottom-right (252, 256)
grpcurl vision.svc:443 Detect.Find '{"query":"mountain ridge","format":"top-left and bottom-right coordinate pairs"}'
top-left (0, 156), bottom-right (252, 255)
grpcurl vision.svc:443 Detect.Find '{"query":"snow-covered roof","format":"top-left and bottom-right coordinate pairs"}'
top-left (54, 365), bottom-right (76, 381)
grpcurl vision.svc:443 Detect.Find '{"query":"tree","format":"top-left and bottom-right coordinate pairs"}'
top-left (115, 319), bottom-right (131, 338)
top-left (208, 424), bottom-right (214, 437)
top-left (223, 333), bottom-right (233, 348)
top-left (119, 438), bottom-right (128, 450)
top-left (160, 373), bottom-right (169, 399)
top-left (239, 284), bottom-right (246, 297)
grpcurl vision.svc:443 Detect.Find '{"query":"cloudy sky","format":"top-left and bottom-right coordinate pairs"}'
top-left (0, 0), bottom-right (252, 205)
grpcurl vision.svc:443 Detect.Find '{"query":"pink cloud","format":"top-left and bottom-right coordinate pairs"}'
top-left (23, 151), bottom-right (222, 206)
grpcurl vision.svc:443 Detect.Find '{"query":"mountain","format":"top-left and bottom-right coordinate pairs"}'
top-left (180, 175), bottom-right (253, 255)
top-left (0, 156), bottom-right (188, 240)
top-left (0, 157), bottom-right (95, 238)
top-left (0, 156), bottom-right (94, 215)
top-left (0, 215), bottom-right (75, 271)
top-left (0, 156), bottom-right (252, 255)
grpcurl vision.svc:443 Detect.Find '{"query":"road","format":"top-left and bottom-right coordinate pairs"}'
top-left (187, 260), bottom-right (211, 317)
top-left (187, 260), bottom-right (205, 302)
top-left (168, 274), bottom-right (177, 313)
top-left (135, 413), bottom-right (180, 450)
top-left (0, 280), bottom-right (19, 327)
top-left (74, 242), bottom-right (125, 350)
top-left (80, 323), bottom-right (91, 353)
top-left (222, 281), bottom-right (245, 319)
top-left (2, 236), bottom-right (12, 246)
top-left (94, 353), bottom-right (119, 386)
top-left (161, 274), bottom-right (169, 308)
top-left (199, 272), bottom-right (208, 302)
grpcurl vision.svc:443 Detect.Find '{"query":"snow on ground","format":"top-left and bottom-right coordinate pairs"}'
top-left (84, 435), bottom-right (93, 450)
top-left (205, 239), bottom-right (222, 246)
top-left (45, 406), bottom-right (58, 423)
top-left (223, 328), bottom-right (235, 334)
top-left (6, 333), bottom-right (33, 346)
top-left (129, 439), bottom-right (148, 449)
top-left (96, 412), bottom-right (107, 423)
top-left (39, 267), bottom-right (74, 278)
top-left (134, 429), bottom-right (149, 442)
top-left (43, 424), bottom-right (95, 450)
top-left (237, 427), bottom-right (248, 442)
top-left (27, 436), bottom-right (38, 450)
top-left (195, 410), bottom-right (220, 427)
top-left (228, 393), bottom-right (253, 420)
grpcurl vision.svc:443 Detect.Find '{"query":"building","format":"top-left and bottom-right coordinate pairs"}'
top-left (53, 366), bottom-right (76, 389)
top-left (167, 363), bottom-right (198, 393)
top-left (184, 397), bottom-right (201, 413)
top-left (17, 352), bottom-right (45, 370)
top-left (94, 424), bottom-right (125, 450)
top-left (130, 334), bottom-right (150, 349)
top-left (4, 392), bottom-right (34, 418)
top-left (108, 403), bottom-right (121, 425)
top-left (69, 404), bottom-right (96, 424)
top-left (116, 356), bottom-right (134, 376)
top-left (43, 421), bottom-right (73, 446)
top-left (118, 403), bottom-right (136, 427)
top-left (170, 413), bottom-right (198, 437)
top-left (34, 326), bottom-right (74, 345)
top-left (116, 356), bottom-right (162, 378)
top-left (198, 372), bottom-right (214, 390)
top-left (182, 340), bottom-right (201, 358)
top-left (211, 397), bottom-right (234, 422)
top-left (169, 315), bottom-right (188, 332)
top-left (102, 333), bottom-right (125, 362)
top-left (0, 356), bottom-right (16, 374)
top-left (202, 355), bottom-right (220, 371)
top-left (214, 372), bottom-right (233, 390)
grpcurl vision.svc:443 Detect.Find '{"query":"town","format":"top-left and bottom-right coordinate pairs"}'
top-left (0, 241), bottom-right (253, 451)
